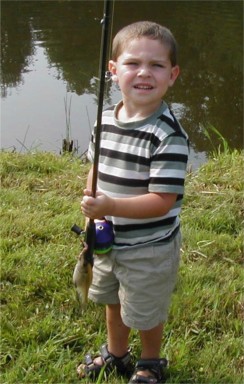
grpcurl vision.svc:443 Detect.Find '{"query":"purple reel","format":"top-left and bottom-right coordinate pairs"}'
top-left (94, 219), bottom-right (114, 254)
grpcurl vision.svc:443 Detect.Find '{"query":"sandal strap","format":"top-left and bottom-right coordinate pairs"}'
top-left (100, 343), bottom-right (113, 364)
top-left (130, 358), bottom-right (168, 383)
top-left (100, 343), bottom-right (133, 374)
top-left (78, 343), bottom-right (133, 380)
top-left (83, 353), bottom-right (93, 366)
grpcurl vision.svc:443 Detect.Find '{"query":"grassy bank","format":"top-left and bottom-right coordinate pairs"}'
top-left (0, 150), bottom-right (243, 383)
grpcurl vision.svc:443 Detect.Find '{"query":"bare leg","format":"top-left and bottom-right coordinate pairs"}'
top-left (139, 322), bottom-right (163, 359)
top-left (136, 323), bottom-right (164, 378)
top-left (106, 303), bottom-right (131, 357)
top-left (77, 303), bottom-right (130, 377)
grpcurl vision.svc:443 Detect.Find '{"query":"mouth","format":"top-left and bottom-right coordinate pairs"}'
top-left (134, 84), bottom-right (154, 90)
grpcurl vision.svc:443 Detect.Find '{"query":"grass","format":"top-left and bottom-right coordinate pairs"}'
top-left (0, 150), bottom-right (243, 383)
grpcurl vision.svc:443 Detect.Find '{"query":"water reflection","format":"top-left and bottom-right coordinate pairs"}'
top-left (1, 0), bottom-right (243, 168)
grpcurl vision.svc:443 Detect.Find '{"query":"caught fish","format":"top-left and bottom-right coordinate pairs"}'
top-left (73, 245), bottom-right (93, 306)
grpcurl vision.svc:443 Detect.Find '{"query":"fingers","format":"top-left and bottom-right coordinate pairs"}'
top-left (83, 188), bottom-right (92, 196)
top-left (84, 188), bottom-right (102, 198)
top-left (81, 193), bottom-right (101, 219)
top-left (80, 195), bottom-right (94, 218)
top-left (80, 190), bottom-right (111, 219)
top-left (82, 195), bottom-right (91, 204)
top-left (81, 189), bottom-right (94, 214)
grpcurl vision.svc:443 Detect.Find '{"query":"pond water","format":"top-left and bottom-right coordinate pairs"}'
top-left (1, 0), bottom-right (243, 169)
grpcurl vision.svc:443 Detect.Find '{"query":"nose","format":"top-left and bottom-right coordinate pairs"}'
top-left (137, 66), bottom-right (151, 77)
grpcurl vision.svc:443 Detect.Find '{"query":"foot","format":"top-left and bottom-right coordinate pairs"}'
top-left (128, 358), bottom-right (168, 383)
top-left (77, 343), bottom-right (133, 380)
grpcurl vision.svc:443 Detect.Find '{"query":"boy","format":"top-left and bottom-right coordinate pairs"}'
top-left (78, 21), bottom-right (189, 384)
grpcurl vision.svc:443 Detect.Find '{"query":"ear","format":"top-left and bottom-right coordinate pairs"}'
top-left (169, 65), bottom-right (180, 87)
top-left (108, 60), bottom-right (118, 82)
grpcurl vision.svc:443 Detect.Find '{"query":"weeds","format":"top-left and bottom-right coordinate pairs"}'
top-left (202, 124), bottom-right (230, 155)
top-left (62, 94), bottom-right (76, 154)
top-left (0, 150), bottom-right (243, 383)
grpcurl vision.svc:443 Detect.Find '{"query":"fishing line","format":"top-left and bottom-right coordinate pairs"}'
top-left (105, 0), bottom-right (114, 82)
top-left (108, 0), bottom-right (114, 61)
top-left (91, 0), bottom-right (113, 197)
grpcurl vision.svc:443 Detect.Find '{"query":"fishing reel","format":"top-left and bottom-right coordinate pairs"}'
top-left (71, 219), bottom-right (114, 255)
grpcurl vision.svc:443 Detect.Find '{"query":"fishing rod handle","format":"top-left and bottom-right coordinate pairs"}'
top-left (84, 219), bottom-right (95, 265)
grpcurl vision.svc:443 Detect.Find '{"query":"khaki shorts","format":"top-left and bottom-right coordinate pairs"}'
top-left (88, 231), bottom-right (181, 330)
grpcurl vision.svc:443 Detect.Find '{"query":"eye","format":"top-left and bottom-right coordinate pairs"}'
top-left (126, 62), bottom-right (138, 66)
top-left (153, 63), bottom-right (164, 68)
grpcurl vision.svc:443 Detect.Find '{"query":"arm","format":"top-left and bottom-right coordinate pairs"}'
top-left (83, 166), bottom-right (93, 226)
top-left (86, 165), bottom-right (93, 191)
top-left (81, 189), bottom-right (177, 220)
top-left (110, 192), bottom-right (177, 218)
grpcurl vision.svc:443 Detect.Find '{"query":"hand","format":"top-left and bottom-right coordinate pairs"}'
top-left (81, 189), bottom-right (114, 219)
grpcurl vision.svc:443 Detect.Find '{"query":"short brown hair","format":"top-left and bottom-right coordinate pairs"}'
top-left (112, 21), bottom-right (178, 66)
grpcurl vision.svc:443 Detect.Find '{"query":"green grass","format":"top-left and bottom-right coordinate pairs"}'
top-left (0, 150), bottom-right (243, 383)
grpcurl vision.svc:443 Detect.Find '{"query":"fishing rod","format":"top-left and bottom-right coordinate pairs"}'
top-left (85, 0), bottom-right (113, 263)
top-left (71, 0), bottom-right (113, 304)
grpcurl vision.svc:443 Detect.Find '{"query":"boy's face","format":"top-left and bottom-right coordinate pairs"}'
top-left (109, 37), bottom-right (179, 112)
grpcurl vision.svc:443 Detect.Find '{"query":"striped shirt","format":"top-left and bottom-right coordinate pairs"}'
top-left (88, 101), bottom-right (189, 249)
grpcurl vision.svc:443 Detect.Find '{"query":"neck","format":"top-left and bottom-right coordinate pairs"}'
top-left (117, 100), bottom-right (162, 123)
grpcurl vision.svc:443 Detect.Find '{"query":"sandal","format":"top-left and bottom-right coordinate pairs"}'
top-left (128, 358), bottom-right (168, 384)
top-left (77, 343), bottom-right (134, 380)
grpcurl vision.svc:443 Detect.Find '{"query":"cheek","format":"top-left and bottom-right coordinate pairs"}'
top-left (121, 70), bottom-right (134, 81)
top-left (115, 68), bottom-right (137, 89)
top-left (116, 71), bottom-right (130, 85)
top-left (158, 73), bottom-right (172, 87)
